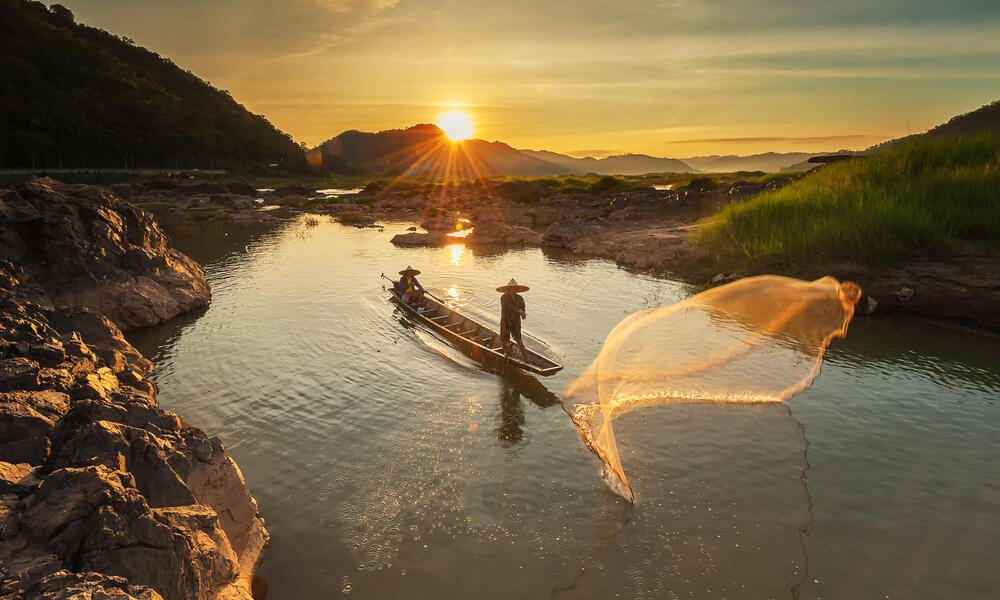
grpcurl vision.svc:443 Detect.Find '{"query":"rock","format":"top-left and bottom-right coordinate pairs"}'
top-left (0, 461), bottom-right (41, 495)
top-left (542, 219), bottom-right (601, 249)
top-left (0, 178), bottom-right (211, 331)
top-left (1, 569), bottom-right (164, 600)
top-left (0, 436), bottom-right (50, 466)
top-left (15, 466), bottom-right (240, 600)
top-left (0, 358), bottom-right (40, 391)
top-left (861, 295), bottom-right (878, 315)
top-left (390, 232), bottom-right (452, 247)
top-left (0, 262), bottom-right (266, 600)
top-left (468, 222), bottom-right (542, 246)
top-left (338, 211), bottom-right (376, 226)
top-left (420, 215), bottom-right (460, 231)
top-left (471, 205), bottom-right (534, 228)
top-left (847, 257), bottom-right (1000, 329)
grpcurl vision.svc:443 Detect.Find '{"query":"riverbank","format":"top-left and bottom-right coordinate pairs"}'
top-left (0, 178), bottom-right (266, 599)
top-left (71, 170), bottom-right (1000, 332)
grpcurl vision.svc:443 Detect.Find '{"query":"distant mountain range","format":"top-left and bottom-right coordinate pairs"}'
top-left (314, 126), bottom-right (837, 176)
top-left (518, 149), bottom-right (693, 175)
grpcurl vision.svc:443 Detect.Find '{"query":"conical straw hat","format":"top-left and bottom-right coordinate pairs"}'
top-left (399, 265), bottom-right (421, 275)
top-left (496, 278), bottom-right (529, 293)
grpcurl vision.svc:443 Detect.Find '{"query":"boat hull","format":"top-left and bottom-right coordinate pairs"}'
top-left (389, 289), bottom-right (562, 376)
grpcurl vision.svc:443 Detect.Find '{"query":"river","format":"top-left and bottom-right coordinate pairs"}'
top-left (127, 214), bottom-right (1000, 599)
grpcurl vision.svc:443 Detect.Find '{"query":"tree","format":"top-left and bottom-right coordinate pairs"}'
top-left (48, 4), bottom-right (73, 23)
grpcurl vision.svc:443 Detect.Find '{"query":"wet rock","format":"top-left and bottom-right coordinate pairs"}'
top-left (860, 295), bottom-right (878, 315)
top-left (0, 178), bottom-right (211, 331)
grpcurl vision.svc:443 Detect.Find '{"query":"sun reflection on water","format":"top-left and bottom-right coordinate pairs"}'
top-left (449, 243), bottom-right (465, 266)
top-left (444, 285), bottom-right (466, 309)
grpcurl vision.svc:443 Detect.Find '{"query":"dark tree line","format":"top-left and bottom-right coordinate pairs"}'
top-left (0, 0), bottom-right (308, 171)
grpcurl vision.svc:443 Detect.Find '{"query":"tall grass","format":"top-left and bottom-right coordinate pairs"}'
top-left (693, 134), bottom-right (1000, 273)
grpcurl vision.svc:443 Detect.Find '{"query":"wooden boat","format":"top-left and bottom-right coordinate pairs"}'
top-left (389, 289), bottom-right (563, 376)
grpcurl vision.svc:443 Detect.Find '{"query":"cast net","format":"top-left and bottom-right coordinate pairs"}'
top-left (562, 275), bottom-right (861, 502)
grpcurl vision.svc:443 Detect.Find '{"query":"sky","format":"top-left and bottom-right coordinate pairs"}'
top-left (61, 0), bottom-right (1000, 157)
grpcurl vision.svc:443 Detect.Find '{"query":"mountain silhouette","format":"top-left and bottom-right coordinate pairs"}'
top-left (313, 124), bottom-right (576, 177)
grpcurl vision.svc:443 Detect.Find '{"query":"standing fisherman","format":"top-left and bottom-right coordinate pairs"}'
top-left (497, 278), bottom-right (529, 357)
top-left (397, 265), bottom-right (425, 304)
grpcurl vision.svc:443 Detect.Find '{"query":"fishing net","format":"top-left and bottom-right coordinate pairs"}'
top-left (562, 275), bottom-right (861, 502)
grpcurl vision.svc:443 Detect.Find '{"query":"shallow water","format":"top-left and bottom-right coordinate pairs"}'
top-left (128, 215), bottom-right (1000, 599)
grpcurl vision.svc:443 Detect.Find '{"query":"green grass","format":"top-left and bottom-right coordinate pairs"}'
top-left (693, 134), bottom-right (1000, 274)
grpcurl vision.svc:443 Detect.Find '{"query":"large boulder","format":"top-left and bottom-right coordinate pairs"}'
top-left (0, 178), bottom-right (210, 331)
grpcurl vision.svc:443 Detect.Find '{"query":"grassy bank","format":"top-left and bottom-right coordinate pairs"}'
top-left (693, 134), bottom-right (1000, 275)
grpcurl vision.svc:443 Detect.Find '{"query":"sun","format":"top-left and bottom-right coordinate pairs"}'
top-left (436, 110), bottom-right (474, 141)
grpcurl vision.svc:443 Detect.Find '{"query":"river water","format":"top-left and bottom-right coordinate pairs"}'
top-left (128, 215), bottom-right (1000, 600)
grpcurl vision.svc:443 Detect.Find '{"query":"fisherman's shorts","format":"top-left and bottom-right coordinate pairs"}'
top-left (500, 319), bottom-right (522, 343)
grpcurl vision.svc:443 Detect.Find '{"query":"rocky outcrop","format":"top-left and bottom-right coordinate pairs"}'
top-left (539, 218), bottom-right (696, 270)
top-left (0, 177), bottom-right (211, 331)
top-left (833, 257), bottom-right (1000, 330)
top-left (467, 221), bottom-right (542, 246)
top-left (0, 261), bottom-right (267, 600)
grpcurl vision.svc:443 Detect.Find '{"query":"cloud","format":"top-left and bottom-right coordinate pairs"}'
top-left (668, 135), bottom-right (884, 145)
top-left (266, 4), bottom-right (409, 62)
top-left (309, 0), bottom-right (399, 14)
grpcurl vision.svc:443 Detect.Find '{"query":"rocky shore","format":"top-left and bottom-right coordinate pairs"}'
top-left (0, 179), bottom-right (266, 599)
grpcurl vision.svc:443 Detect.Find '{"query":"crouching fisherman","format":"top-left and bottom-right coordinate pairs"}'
top-left (396, 265), bottom-right (426, 304)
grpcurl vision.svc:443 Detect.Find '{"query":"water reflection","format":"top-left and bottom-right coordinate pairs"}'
top-left (497, 379), bottom-right (526, 446)
top-left (449, 243), bottom-right (465, 266)
top-left (495, 373), bottom-right (562, 447)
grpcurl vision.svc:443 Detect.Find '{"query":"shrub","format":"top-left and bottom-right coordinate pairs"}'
top-left (589, 175), bottom-right (622, 192)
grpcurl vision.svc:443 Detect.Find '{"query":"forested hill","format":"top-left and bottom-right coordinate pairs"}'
top-left (869, 100), bottom-right (1000, 151)
top-left (0, 0), bottom-right (306, 170)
